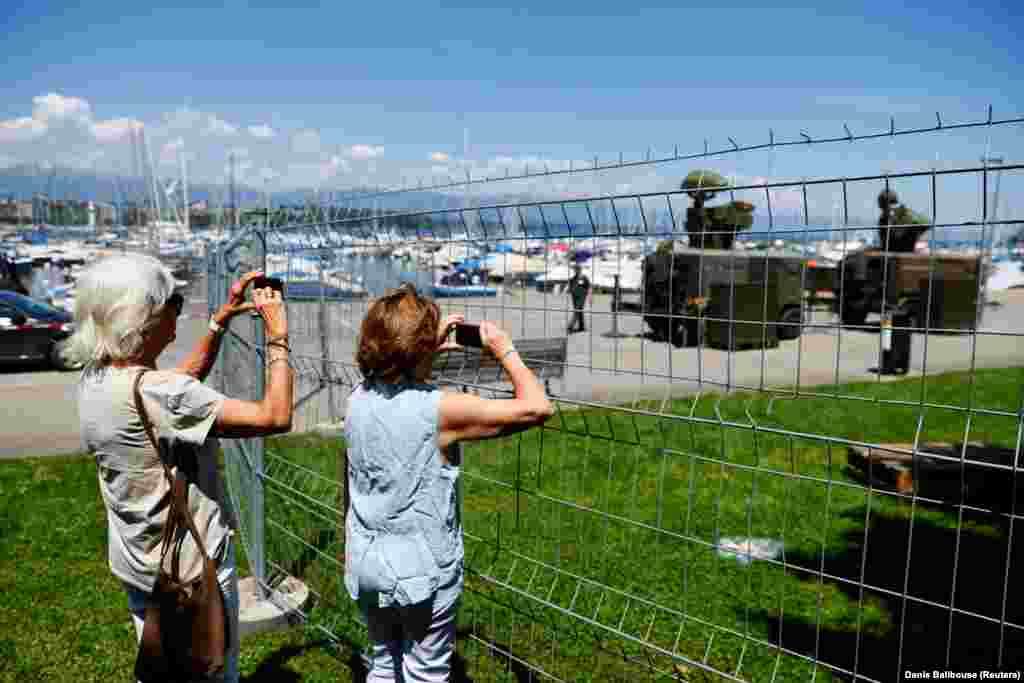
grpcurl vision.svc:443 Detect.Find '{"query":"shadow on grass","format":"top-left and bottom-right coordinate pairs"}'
top-left (327, 632), bottom-right (484, 683)
top-left (242, 641), bottom-right (334, 683)
top-left (307, 626), bottom-right (539, 683)
top-left (754, 505), bottom-right (1024, 681)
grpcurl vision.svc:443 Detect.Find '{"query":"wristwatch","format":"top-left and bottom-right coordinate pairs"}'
top-left (209, 315), bottom-right (226, 335)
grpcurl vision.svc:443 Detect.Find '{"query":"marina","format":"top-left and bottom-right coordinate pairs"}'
top-left (2, 220), bottom-right (1023, 315)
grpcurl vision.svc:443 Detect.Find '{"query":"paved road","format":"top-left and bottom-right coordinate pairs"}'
top-left (0, 299), bottom-right (212, 459)
top-left (3, 288), bottom-right (1022, 458)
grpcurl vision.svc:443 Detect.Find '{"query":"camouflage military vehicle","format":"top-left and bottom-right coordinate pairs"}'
top-left (640, 247), bottom-right (808, 347)
top-left (628, 172), bottom-right (805, 348)
top-left (834, 250), bottom-right (985, 329)
top-left (834, 190), bottom-right (985, 330)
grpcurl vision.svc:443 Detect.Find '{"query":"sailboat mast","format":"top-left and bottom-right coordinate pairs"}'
top-left (181, 150), bottom-right (189, 234)
top-left (142, 127), bottom-right (162, 253)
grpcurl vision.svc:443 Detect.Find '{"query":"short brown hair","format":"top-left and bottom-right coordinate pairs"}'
top-left (356, 283), bottom-right (440, 382)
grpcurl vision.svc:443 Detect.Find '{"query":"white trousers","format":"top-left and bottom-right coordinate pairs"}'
top-left (363, 595), bottom-right (459, 682)
top-left (125, 542), bottom-right (240, 683)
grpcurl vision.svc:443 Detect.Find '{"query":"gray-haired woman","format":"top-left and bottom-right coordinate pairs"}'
top-left (66, 253), bottom-right (292, 682)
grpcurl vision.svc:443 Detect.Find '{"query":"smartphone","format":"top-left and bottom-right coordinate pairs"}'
top-left (252, 276), bottom-right (284, 292)
top-left (454, 323), bottom-right (483, 348)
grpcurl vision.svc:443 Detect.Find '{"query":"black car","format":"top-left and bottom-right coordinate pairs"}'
top-left (0, 290), bottom-right (81, 370)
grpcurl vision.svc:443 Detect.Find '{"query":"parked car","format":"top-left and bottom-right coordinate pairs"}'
top-left (0, 291), bottom-right (81, 370)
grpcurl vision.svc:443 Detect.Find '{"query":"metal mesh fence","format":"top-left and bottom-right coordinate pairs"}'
top-left (209, 116), bottom-right (1024, 681)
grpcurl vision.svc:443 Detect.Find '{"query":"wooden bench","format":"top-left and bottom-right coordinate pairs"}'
top-left (432, 337), bottom-right (569, 393)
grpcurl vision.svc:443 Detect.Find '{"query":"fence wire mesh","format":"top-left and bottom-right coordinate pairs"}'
top-left (210, 116), bottom-right (1024, 682)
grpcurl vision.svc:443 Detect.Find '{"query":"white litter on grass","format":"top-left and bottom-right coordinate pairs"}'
top-left (716, 537), bottom-right (784, 565)
top-left (312, 420), bottom-right (346, 436)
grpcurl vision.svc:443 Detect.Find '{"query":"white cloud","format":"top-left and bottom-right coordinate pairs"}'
top-left (247, 124), bottom-right (276, 139)
top-left (0, 93), bottom-right (100, 145)
top-left (158, 107), bottom-right (239, 137)
top-left (0, 93), bottom-right (676, 194)
top-left (32, 93), bottom-right (90, 123)
top-left (0, 116), bottom-right (47, 143)
top-left (92, 117), bottom-right (142, 143)
top-left (345, 144), bottom-right (383, 161)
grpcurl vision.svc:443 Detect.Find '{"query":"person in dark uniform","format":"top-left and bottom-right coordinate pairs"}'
top-left (0, 254), bottom-right (26, 295)
top-left (566, 264), bottom-right (591, 334)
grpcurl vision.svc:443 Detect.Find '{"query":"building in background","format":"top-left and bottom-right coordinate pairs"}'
top-left (0, 199), bottom-right (33, 225)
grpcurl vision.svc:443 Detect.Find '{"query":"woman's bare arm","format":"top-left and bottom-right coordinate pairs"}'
top-left (211, 356), bottom-right (292, 437)
top-left (210, 286), bottom-right (293, 438)
top-left (438, 322), bottom-right (553, 449)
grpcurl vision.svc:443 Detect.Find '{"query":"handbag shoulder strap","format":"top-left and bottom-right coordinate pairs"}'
top-left (132, 370), bottom-right (212, 568)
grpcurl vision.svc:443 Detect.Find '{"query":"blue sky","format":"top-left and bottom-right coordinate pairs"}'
top-left (0, 0), bottom-right (1021, 224)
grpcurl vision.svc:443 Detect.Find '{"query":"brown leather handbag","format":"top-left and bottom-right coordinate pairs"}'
top-left (132, 370), bottom-right (228, 682)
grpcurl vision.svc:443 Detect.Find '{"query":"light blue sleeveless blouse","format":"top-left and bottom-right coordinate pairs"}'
top-left (344, 381), bottom-right (464, 609)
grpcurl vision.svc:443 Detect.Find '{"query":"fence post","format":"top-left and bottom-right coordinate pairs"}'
top-left (611, 273), bottom-right (621, 337)
top-left (318, 254), bottom-right (336, 423)
top-left (455, 441), bottom-right (463, 551)
top-left (251, 230), bottom-right (268, 596)
top-left (211, 248), bottom-right (227, 396)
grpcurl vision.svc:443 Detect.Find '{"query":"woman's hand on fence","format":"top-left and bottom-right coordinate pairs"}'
top-left (216, 271), bottom-right (265, 322)
top-left (252, 287), bottom-right (288, 340)
top-left (436, 313), bottom-right (465, 352)
top-left (480, 321), bottom-right (513, 358)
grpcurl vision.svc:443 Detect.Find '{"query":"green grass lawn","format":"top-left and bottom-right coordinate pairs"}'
top-left (3, 368), bottom-right (1022, 682)
top-left (0, 451), bottom-right (347, 683)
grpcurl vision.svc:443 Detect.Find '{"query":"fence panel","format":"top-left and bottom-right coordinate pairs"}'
top-left (213, 117), bottom-right (1024, 681)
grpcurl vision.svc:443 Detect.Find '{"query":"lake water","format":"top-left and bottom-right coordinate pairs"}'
top-left (327, 255), bottom-right (437, 296)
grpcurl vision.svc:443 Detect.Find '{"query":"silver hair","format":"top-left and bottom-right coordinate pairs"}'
top-left (62, 253), bottom-right (177, 368)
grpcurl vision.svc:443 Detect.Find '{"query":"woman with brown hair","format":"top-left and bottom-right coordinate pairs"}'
top-left (345, 283), bottom-right (553, 682)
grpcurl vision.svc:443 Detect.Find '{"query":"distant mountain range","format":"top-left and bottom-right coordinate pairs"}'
top-left (0, 163), bottom-right (305, 207)
top-left (0, 163), bottom-right (532, 212)
top-left (0, 164), bottom-right (1010, 245)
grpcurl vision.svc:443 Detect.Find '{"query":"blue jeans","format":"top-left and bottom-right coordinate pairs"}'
top-left (125, 541), bottom-right (240, 683)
